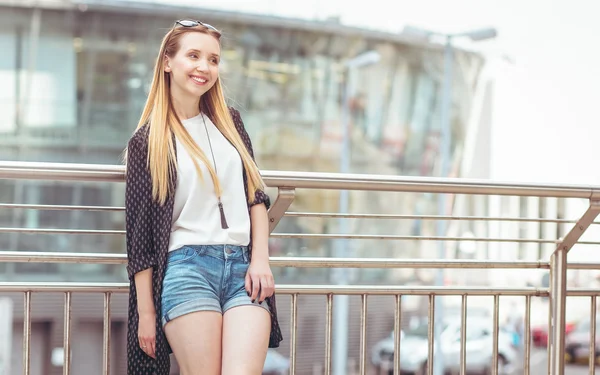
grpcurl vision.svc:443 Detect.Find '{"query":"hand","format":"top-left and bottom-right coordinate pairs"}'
top-left (245, 257), bottom-right (275, 303)
top-left (138, 311), bottom-right (156, 359)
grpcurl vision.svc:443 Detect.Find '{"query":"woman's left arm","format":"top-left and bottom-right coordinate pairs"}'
top-left (246, 203), bottom-right (275, 303)
top-left (250, 203), bottom-right (270, 257)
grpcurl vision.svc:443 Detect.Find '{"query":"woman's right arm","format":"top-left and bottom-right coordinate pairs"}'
top-left (133, 269), bottom-right (155, 313)
top-left (125, 134), bottom-right (157, 358)
top-left (134, 268), bottom-right (156, 358)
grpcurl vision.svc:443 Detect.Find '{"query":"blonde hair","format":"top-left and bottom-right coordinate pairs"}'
top-left (128, 23), bottom-right (265, 206)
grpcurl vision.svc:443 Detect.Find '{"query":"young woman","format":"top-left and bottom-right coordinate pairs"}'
top-left (124, 20), bottom-right (282, 375)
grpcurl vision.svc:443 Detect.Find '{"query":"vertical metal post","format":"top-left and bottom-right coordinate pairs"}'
top-left (427, 295), bottom-right (435, 375)
top-left (325, 294), bottom-right (333, 375)
top-left (290, 294), bottom-right (298, 375)
top-left (459, 295), bottom-right (467, 375)
top-left (433, 35), bottom-right (454, 375)
top-left (23, 291), bottom-right (31, 375)
top-left (589, 296), bottom-right (596, 375)
top-left (359, 294), bottom-right (367, 375)
top-left (549, 246), bottom-right (567, 375)
top-left (547, 263), bottom-right (553, 375)
top-left (63, 292), bottom-right (72, 375)
top-left (492, 295), bottom-right (500, 375)
top-left (103, 292), bottom-right (111, 375)
top-left (393, 295), bottom-right (402, 375)
top-left (332, 64), bottom-right (351, 375)
top-left (524, 295), bottom-right (531, 375)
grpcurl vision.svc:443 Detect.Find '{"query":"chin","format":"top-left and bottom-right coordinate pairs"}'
top-left (186, 87), bottom-right (207, 98)
top-left (192, 85), bottom-right (213, 97)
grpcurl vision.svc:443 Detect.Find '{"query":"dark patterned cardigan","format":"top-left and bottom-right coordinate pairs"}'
top-left (125, 107), bottom-right (283, 374)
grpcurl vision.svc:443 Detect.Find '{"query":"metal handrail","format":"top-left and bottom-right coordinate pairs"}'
top-left (0, 227), bottom-right (588, 244)
top-left (5, 203), bottom-right (600, 224)
top-left (0, 251), bottom-right (555, 268)
top-left (2, 160), bottom-right (600, 197)
top-left (5, 201), bottom-right (600, 225)
top-left (284, 212), bottom-right (600, 224)
top-left (0, 282), bottom-right (552, 296)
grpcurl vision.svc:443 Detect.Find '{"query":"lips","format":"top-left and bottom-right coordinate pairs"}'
top-left (190, 75), bottom-right (208, 85)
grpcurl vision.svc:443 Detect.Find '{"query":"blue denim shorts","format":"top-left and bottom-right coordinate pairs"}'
top-left (161, 244), bottom-right (269, 327)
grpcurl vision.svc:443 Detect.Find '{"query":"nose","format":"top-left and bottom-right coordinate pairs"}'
top-left (196, 59), bottom-right (209, 72)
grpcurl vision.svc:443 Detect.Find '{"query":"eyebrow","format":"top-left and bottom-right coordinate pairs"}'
top-left (186, 48), bottom-right (220, 58)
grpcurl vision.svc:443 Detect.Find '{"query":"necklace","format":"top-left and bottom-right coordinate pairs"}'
top-left (201, 114), bottom-right (229, 230)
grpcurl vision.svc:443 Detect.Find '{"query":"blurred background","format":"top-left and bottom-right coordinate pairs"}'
top-left (0, 0), bottom-right (599, 374)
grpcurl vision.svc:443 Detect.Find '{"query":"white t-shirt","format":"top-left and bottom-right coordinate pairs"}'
top-left (168, 113), bottom-right (250, 252)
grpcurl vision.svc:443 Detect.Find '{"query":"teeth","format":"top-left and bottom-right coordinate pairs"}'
top-left (191, 76), bottom-right (207, 83)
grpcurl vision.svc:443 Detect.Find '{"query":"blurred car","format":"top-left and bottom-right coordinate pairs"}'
top-left (565, 315), bottom-right (600, 364)
top-left (531, 319), bottom-right (577, 347)
top-left (371, 317), bottom-right (518, 375)
top-left (263, 349), bottom-right (289, 375)
top-left (532, 325), bottom-right (574, 347)
top-left (531, 297), bottom-right (586, 347)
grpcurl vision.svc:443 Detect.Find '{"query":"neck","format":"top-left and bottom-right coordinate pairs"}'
top-left (170, 91), bottom-right (201, 121)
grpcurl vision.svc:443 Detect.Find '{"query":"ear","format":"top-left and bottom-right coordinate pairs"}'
top-left (164, 55), bottom-right (172, 73)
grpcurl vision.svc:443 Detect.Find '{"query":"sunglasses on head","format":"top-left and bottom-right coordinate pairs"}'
top-left (174, 19), bottom-right (219, 32)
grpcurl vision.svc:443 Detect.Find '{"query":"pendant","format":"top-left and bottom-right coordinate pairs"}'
top-left (218, 200), bottom-right (229, 229)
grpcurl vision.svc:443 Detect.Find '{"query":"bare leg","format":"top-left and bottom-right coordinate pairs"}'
top-left (164, 311), bottom-right (222, 375)
top-left (221, 306), bottom-right (270, 375)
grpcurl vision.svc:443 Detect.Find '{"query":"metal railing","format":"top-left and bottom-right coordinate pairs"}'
top-left (2, 161), bottom-right (600, 375)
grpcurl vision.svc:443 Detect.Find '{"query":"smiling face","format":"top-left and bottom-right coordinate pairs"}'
top-left (164, 31), bottom-right (221, 102)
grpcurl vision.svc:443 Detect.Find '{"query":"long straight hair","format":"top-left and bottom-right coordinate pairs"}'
top-left (128, 23), bottom-right (265, 206)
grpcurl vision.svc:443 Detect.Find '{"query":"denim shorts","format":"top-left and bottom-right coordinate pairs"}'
top-left (161, 244), bottom-right (269, 327)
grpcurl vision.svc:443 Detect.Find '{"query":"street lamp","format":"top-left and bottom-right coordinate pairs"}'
top-left (402, 25), bottom-right (497, 375)
top-left (333, 49), bottom-right (380, 375)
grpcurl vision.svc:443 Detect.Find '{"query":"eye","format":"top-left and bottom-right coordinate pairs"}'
top-left (189, 53), bottom-right (198, 59)
top-left (211, 58), bottom-right (219, 64)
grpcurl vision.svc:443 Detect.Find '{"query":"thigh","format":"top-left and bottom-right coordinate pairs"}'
top-left (164, 311), bottom-right (222, 375)
top-left (222, 306), bottom-right (271, 375)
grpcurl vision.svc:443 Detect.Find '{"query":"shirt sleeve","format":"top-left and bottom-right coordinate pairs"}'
top-left (125, 135), bottom-right (156, 279)
top-left (229, 107), bottom-right (271, 210)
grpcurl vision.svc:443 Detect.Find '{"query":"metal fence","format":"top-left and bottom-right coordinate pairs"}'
top-left (2, 161), bottom-right (600, 375)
